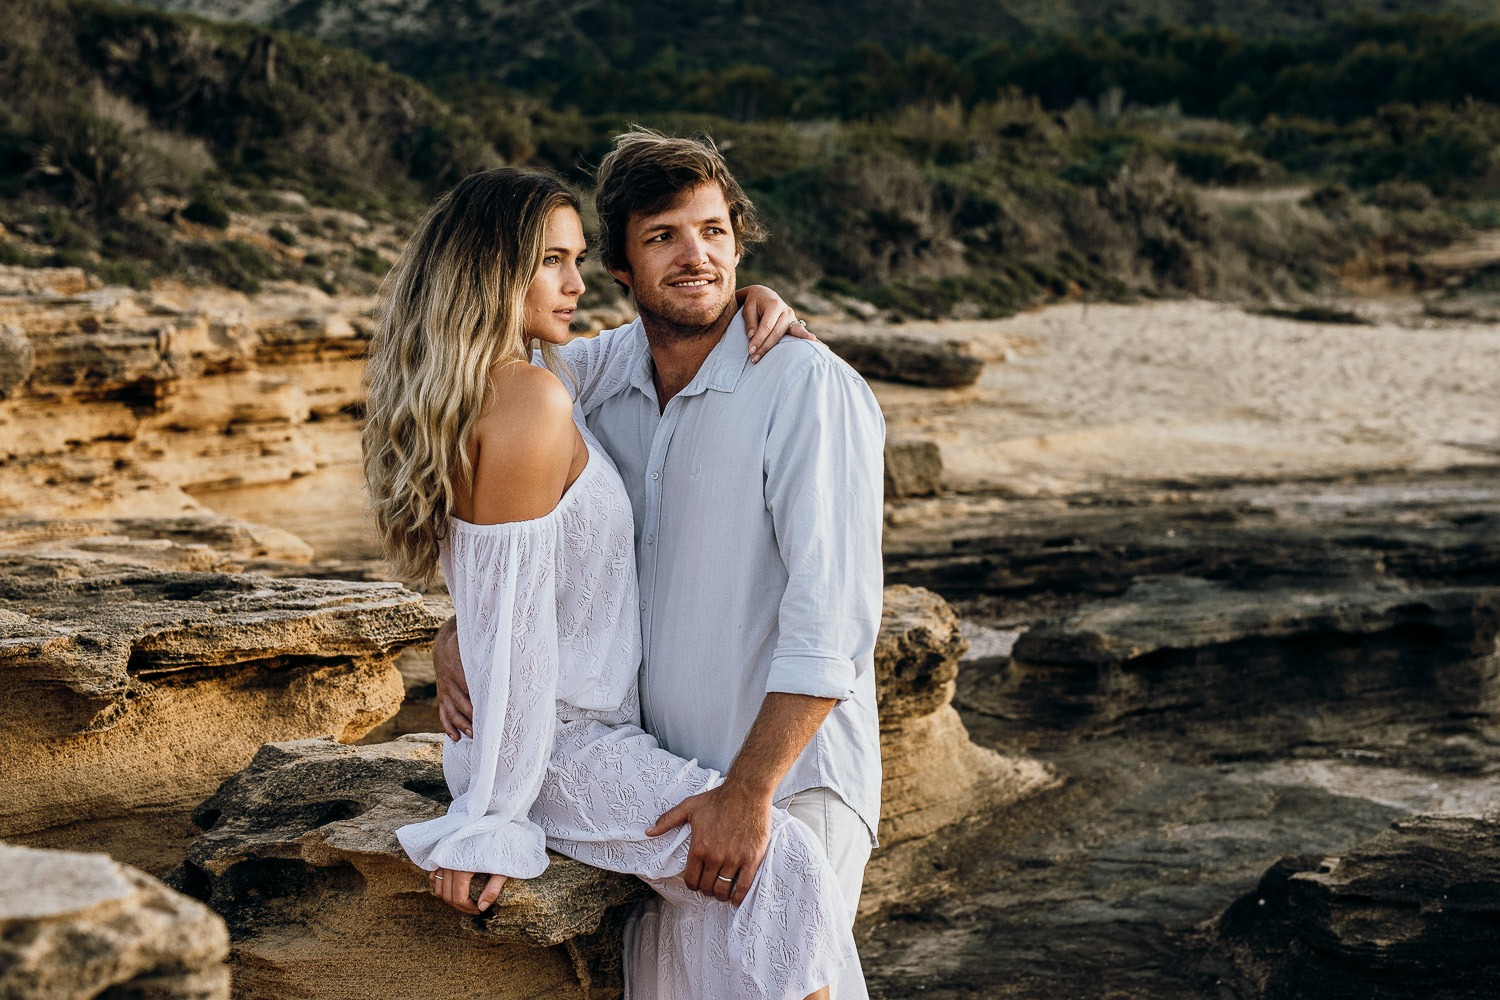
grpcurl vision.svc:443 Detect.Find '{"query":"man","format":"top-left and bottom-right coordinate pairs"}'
top-left (433, 128), bottom-right (884, 925)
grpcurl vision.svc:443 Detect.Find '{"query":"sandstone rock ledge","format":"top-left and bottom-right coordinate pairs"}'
top-left (1209, 814), bottom-right (1500, 999)
top-left (875, 585), bottom-right (1058, 848)
top-left (0, 272), bottom-right (374, 519)
top-left (0, 841), bottom-right (230, 1000)
top-left (0, 552), bottom-right (438, 871)
top-left (176, 735), bottom-right (649, 1000)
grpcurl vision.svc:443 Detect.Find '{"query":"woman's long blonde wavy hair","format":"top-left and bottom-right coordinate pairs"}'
top-left (362, 168), bottom-right (580, 588)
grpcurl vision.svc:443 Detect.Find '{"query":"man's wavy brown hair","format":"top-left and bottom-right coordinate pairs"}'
top-left (595, 127), bottom-right (766, 278)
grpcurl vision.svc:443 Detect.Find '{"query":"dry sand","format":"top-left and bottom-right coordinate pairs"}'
top-left (860, 299), bottom-right (1500, 496)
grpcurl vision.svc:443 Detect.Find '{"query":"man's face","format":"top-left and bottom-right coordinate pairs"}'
top-left (610, 182), bottom-right (740, 334)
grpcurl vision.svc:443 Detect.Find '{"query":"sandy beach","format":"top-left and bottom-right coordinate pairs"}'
top-left (864, 299), bottom-right (1500, 496)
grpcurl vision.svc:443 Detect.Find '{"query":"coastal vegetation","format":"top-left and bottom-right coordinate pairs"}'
top-left (2, 0), bottom-right (1497, 314)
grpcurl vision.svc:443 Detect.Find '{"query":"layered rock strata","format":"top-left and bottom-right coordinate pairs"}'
top-left (874, 585), bottom-right (1057, 847)
top-left (0, 551), bottom-right (437, 871)
top-left (1210, 814), bottom-right (1500, 999)
top-left (0, 268), bottom-right (373, 519)
top-left (968, 575), bottom-right (1500, 740)
top-left (0, 514), bottom-right (313, 571)
top-left (0, 841), bottom-right (230, 1000)
top-left (175, 735), bottom-right (649, 1000)
top-left (884, 471), bottom-right (1500, 603)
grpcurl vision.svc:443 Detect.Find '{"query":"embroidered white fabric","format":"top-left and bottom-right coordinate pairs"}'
top-left (396, 420), bottom-right (863, 999)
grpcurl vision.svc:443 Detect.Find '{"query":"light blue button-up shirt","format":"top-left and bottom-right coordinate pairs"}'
top-left (559, 311), bottom-right (885, 842)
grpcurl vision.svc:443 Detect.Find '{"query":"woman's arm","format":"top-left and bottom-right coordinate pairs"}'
top-left (397, 369), bottom-right (576, 913)
top-left (737, 285), bottom-right (817, 362)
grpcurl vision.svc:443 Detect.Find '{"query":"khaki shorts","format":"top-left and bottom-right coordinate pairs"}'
top-left (776, 786), bottom-right (873, 921)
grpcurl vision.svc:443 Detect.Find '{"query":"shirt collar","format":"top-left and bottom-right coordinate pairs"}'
top-left (625, 308), bottom-right (753, 400)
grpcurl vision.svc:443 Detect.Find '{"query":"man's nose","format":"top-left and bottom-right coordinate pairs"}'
top-left (675, 235), bottom-right (710, 269)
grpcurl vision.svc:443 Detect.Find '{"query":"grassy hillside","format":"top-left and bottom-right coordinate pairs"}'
top-left (134, 0), bottom-right (1492, 82)
top-left (0, 0), bottom-right (495, 288)
top-left (2, 0), bottom-right (1497, 315)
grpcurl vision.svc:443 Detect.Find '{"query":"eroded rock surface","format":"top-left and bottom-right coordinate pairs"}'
top-left (0, 552), bottom-right (436, 866)
top-left (176, 735), bottom-right (648, 1000)
top-left (884, 438), bottom-right (943, 498)
top-left (884, 471), bottom-right (1500, 604)
top-left (0, 841), bottom-right (229, 1000)
top-left (821, 331), bottom-right (984, 388)
top-left (872, 586), bottom-right (1057, 851)
top-left (1209, 814), bottom-right (1500, 999)
top-left (988, 575), bottom-right (1500, 732)
top-left (0, 275), bottom-right (373, 519)
top-left (0, 514), bottom-right (314, 571)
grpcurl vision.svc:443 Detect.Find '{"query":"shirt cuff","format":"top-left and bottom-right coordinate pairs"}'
top-left (766, 651), bottom-right (857, 701)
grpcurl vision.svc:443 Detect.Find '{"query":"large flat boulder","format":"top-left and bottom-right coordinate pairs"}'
top-left (988, 575), bottom-right (1500, 729)
top-left (175, 735), bottom-right (649, 1000)
top-left (1209, 814), bottom-right (1500, 998)
top-left (0, 552), bottom-right (437, 871)
top-left (821, 332), bottom-right (984, 388)
top-left (0, 841), bottom-right (229, 1000)
top-left (874, 585), bottom-right (1057, 848)
top-left (0, 514), bottom-right (314, 572)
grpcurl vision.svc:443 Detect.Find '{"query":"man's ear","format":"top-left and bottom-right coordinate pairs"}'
top-left (608, 265), bottom-right (633, 291)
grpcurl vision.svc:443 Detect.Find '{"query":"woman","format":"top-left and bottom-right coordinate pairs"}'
top-left (362, 166), bottom-right (859, 999)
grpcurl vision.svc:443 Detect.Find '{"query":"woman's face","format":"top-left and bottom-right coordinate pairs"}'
top-left (523, 206), bottom-right (587, 345)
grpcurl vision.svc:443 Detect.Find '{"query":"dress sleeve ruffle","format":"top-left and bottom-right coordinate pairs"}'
top-left (397, 516), bottom-right (561, 879)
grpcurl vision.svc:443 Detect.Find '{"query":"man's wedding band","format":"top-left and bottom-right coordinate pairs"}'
top-left (715, 875), bottom-right (734, 882)
top-left (432, 875), bottom-right (444, 880)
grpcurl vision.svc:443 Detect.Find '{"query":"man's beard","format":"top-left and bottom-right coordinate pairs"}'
top-left (633, 275), bottom-right (738, 341)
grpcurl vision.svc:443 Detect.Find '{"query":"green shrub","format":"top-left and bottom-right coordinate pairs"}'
top-left (268, 224), bottom-right (297, 245)
top-left (94, 258), bottom-right (150, 289)
top-left (29, 110), bottom-right (151, 217)
top-left (0, 242), bottom-right (36, 266)
top-left (353, 247), bottom-right (390, 275)
top-left (1171, 143), bottom-right (1273, 186)
top-left (182, 191), bottom-right (231, 229)
top-left (1370, 180), bottom-right (1436, 211)
top-left (186, 239), bottom-right (277, 292)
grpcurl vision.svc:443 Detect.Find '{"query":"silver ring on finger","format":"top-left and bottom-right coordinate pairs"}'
top-left (432, 874), bottom-right (444, 881)
top-left (715, 874), bottom-right (735, 883)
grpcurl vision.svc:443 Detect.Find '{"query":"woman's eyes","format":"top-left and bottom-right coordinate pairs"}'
top-left (541, 254), bottom-right (586, 266)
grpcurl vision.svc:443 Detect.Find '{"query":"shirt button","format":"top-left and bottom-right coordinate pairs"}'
top-left (645, 535), bottom-right (654, 545)
top-left (651, 472), bottom-right (660, 480)
top-left (639, 600), bottom-right (647, 610)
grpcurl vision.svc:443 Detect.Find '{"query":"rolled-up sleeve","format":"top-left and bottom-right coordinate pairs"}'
top-left (762, 356), bottom-right (885, 700)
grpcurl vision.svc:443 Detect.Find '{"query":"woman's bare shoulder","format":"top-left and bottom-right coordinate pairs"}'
top-left (466, 363), bottom-right (578, 524)
top-left (482, 361), bottom-right (574, 428)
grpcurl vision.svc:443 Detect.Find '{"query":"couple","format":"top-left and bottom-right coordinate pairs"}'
top-left (362, 128), bottom-right (884, 999)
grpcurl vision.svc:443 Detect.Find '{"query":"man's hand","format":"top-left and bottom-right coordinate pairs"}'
top-left (647, 780), bottom-right (772, 906)
top-left (432, 618), bottom-right (473, 741)
top-left (428, 867), bottom-right (505, 914)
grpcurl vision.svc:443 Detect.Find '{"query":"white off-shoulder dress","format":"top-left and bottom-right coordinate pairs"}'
top-left (397, 418), bottom-right (863, 999)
